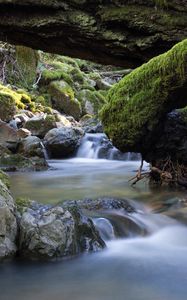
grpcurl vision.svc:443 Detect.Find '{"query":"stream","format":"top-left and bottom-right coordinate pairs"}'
top-left (1, 133), bottom-right (187, 300)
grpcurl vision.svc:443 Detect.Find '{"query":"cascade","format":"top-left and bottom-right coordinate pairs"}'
top-left (76, 133), bottom-right (140, 160)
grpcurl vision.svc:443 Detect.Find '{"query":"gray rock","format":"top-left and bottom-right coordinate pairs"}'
top-left (0, 120), bottom-right (19, 151)
top-left (24, 114), bottom-right (57, 138)
top-left (18, 136), bottom-right (44, 158)
top-left (44, 127), bottom-right (83, 158)
top-left (0, 179), bottom-right (17, 261)
top-left (18, 204), bottom-right (105, 260)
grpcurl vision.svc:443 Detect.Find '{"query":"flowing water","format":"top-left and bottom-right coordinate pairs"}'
top-left (2, 134), bottom-right (187, 300)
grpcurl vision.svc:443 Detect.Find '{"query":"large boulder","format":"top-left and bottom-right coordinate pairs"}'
top-left (0, 175), bottom-right (17, 261)
top-left (18, 204), bottom-right (105, 260)
top-left (44, 127), bottom-right (83, 158)
top-left (48, 80), bottom-right (82, 120)
top-left (143, 109), bottom-right (187, 164)
top-left (100, 39), bottom-right (187, 157)
top-left (0, 1), bottom-right (186, 67)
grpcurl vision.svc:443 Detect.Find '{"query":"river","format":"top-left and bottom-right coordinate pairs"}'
top-left (1, 134), bottom-right (187, 300)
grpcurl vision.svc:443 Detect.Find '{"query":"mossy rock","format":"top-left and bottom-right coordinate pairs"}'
top-left (100, 39), bottom-right (187, 154)
top-left (41, 69), bottom-right (73, 86)
top-left (48, 80), bottom-right (82, 120)
top-left (0, 91), bottom-right (16, 122)
top-left (24, 114), bottom-right (57, 138)
top-left (0, 84), bottom-right (33, 116)
top-left (0, 153), bottom-right (48, 172)
top-left (0, 170), bottom-right (10, 188)
top-left (77, 89), bottom-right (106, 116)
top-left (16, 197), bottom-right (32, 213)
top-left (15, 46), bottom-right (39, 89)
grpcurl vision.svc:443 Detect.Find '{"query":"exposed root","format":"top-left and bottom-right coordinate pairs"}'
top-left (129, 157), bottom-right (187, 188)
top-left (129, 158), bottom-right (149, 185)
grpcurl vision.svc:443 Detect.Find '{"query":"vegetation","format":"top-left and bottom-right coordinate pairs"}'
top-left (100, 39), bottom-right (187, 152)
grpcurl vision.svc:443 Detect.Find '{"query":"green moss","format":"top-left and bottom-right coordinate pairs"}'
top-left (88, 72), bottom-right (102, 81)
top-left (15, 197), bottom-right (31, 213)
top-left (0, 170), bottom-right (10, 188)
top-left (70, 68), bottom-right (85, 84)
top-left (100, 39), bottom-right (187, 152)
top-left (15, 46), bottom-right (39, 89)
top-left (77, 89), bottom-right (106, 115)
top-left (41, 69), bottom-right (73, 86)
top-left (99, 4), bottom-right (184, 31)
top-left (48, 80), bottom-right (81, 120)
top-left (177, 106), bottom-right (187, 123)
top-left (0, 84), bottom-right (36, 114)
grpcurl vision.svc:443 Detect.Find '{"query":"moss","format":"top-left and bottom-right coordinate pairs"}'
top-left (41, 69), bottom-right (73, 86)
top-left (0, 170), bottom-right (10, 189)
top-left (15, 197), bottom-right (31, 213)
top-left (77, 89), bottom-right (106, 115)
top-left (15, 46), bottom-right (39, 89)
top-left (177, 106), bottom-right (187, 123)
top-left (48, 80), bottom-right (82, 120)
top-left (0, 84), bottom-right (35, 114)
top-left (0, 90), bottom-right (16, 121)
top-left (100, 39), bottom-right (187, 152)
top-left (99, 4), bottom-right (184, 31)
top-left (70, 68), bottom-right (85, 84)
top-left (88, 72), bottom-right (102, 81)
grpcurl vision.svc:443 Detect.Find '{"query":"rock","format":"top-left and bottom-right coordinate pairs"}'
top-left (96, 79), bottom-right (112, 90)
top-left (77, 89), bottom-right (106, 116)
top-left (24, 114), bottom-right (57, 138)
top-left (0, 153), bottom-right (48, 172)
top-left (44, 127), bottom-right (83, 158)
top-left (100, 40), bottom-right (187, 156)
top-left (18, 204), bottom-right (105, 260)
top-left (0, 91), bottom-right (16, 122)
top-left (0, 120), bottom-right (18, 151)
top-left (64, 197), bottom-right (135, 213)
top-left (14, 113), bottom-right (30, 124)
top-left (0, 178), bottom-right (17, 261)
top-left (48, 80), bottom-right (82, 120)
top-left (144, 110), bottom-right (187, 164)
top-left (17, 128), bottom-right (31, 139)
top-left (0, 1), bottom-right (186, 67)
top-left (15, 46), bottom-right (38, 88)
top-left (18, 136), bottom-right (44, 158)
top-left (53, 112), bottom-right (71, 127)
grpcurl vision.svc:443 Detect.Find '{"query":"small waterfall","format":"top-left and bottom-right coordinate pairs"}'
top-left (76, 133), bottom-right (140, 161)
top-left (93, 207), bottom-right (177, 242)
top-left (40, 142), bottom-right (49, 160)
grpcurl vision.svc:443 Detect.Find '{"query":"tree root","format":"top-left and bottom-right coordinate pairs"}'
top-left (129, 157), bottom-right (187, 188)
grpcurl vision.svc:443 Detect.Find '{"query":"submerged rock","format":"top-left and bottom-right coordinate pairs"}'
top-left (0, 178), bottom-right (17, 261)
top-left (18, 203), bottom-right (105, 260)
top-left (44, 127), bottom-right (83, 158)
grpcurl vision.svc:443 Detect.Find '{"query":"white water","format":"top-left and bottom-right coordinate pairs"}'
top-left (76, 133), bottom-right (140, 160)
top-left (7, 146), bottom-right (187, 300)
